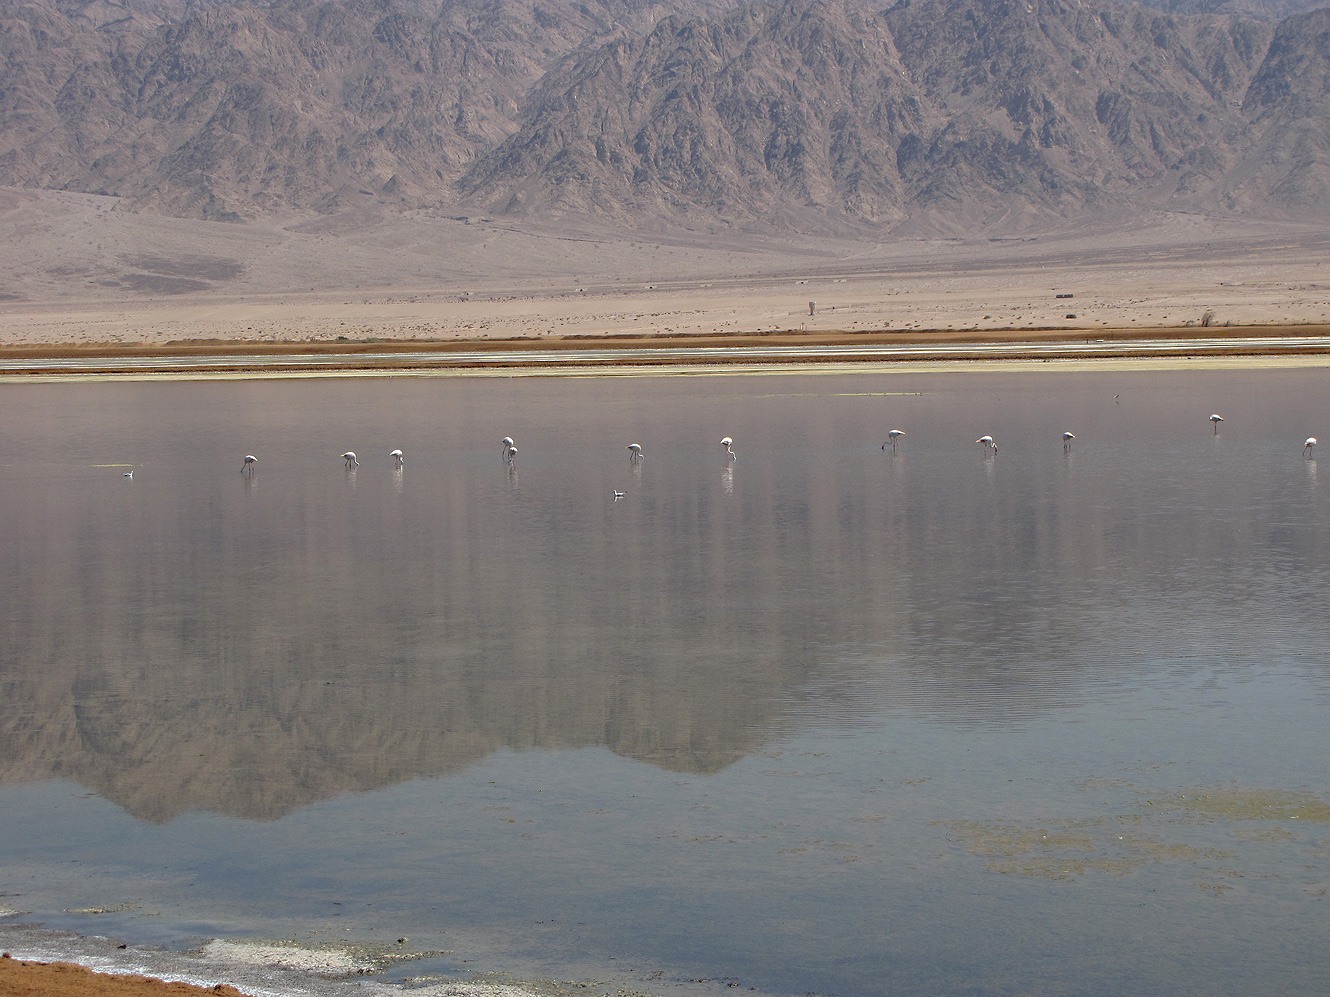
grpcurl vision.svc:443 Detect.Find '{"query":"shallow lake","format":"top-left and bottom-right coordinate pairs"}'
top-left (1, 365), bottom-right (1329, 996)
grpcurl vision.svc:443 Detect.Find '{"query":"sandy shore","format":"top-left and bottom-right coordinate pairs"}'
top-left (0, 956), bottom-right (248, 997)
top-left (0, 924), bottom-right (741, 997)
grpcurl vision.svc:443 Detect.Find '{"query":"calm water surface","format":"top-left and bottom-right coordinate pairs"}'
top-left (1, 367), bottom-right (1329, 996)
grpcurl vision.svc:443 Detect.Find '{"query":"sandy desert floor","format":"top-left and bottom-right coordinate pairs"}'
top-left (2, 187), bottom-right (1329, 353)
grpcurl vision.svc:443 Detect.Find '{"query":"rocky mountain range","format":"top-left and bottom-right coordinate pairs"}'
top-left (1, 0), bottom-right (1328, 233)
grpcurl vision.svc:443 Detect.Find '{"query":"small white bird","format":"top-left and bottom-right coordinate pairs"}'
top-left (626, 443), bottom-right (644, 460)
top-left (613, 490), bottom-right (625, 499)
top-left (1063, 431), bottom-right (1075, 451)
top-left (1305, 437), bottom-right (1318, 456)
top-left (976, 435), bottom-right (996, 453)
top-left (123, 471), bottom-right (133, 478)
top-left (721, 436), bottom-right (736, 459)
top-left (342, 451), bottom-right (359, 468)
top-left (390, 449), bottom-right (404, 467)
top-left (1210, 414), bottom-right (1223, 433)
top-left (883, 429), bottom-right (905, 450)
top-left (241, 455), bottom-right (258, 472)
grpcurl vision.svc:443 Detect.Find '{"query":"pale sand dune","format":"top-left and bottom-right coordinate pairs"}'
top-left (1, 187), bottom-right (1329, 349)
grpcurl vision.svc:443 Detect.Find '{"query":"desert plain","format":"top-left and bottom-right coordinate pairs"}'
top-left (2, 187), bottom-right (1329, 358)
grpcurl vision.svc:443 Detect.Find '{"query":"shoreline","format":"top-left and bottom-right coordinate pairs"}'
top-left (0, 922), bottom-right (719, 997)
top-left (1, 325), bottom-right (1329, 379)
top-left (3, 322), bottom-right (1329, 354)
top-left (0, 920), bottom-right (773, 997)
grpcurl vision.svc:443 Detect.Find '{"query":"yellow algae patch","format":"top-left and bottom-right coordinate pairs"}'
top-left (1139, 787), bottom-right (1330, 823)
top-left (1233, 828), bottom-right (1298, 843)
top-left (984, 854), bottom-right (1149, 880)
top-left (945, 821), bottom-right (1100, 857)
top-left (939, 786), bottom-right (1330, 883)
top-left (936, 818), bottom-right (1234, 881)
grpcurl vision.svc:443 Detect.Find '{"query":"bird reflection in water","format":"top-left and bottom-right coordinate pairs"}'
top-left (722, 463), bottom-right (734, 496)
top-left (240, 454), bottom-right (258, 495)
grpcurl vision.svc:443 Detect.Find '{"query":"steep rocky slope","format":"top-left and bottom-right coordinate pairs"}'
top-left (461, 0), bottom-right (1298, 230)
top-left (1, 0), bottom-right (1328, 231)
top-left (1227, 6), bottom-right (1330, 209)
top-left (0, 0), bottom-right (707, 218)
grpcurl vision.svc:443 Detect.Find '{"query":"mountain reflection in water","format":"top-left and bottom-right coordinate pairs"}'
top-left (1, 369), bottom-right (1327, 825)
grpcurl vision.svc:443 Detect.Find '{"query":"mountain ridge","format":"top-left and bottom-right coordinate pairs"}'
top-left (2, 0), bottom-right (1329, 234)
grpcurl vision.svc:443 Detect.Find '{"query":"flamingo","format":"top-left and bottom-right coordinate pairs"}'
top-left (501, 436), bottom-right (515, 457)
top-left (1305, 437), bottom-right (1318, 456)
top-left (503, 444), bottom-right (518, 463)
top-left (883, 429), bottom-right (905, 450)
top-left (343, 451), bottom-right (359, 468)
top-left (626, 444), bottom-right (644, 460)
top-left (1063, 431), bottom-right (1075, 451)
top-left (1210, 414), bottom-right (1223, 433)
top-left (390, 449), bottom-right (404, 467)
top-left (976, 435), bottom-right (996, 453)
top-left (241, 455), bottom-right (258, 473)
top-left (721, 436), bottom-right (736, 459)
